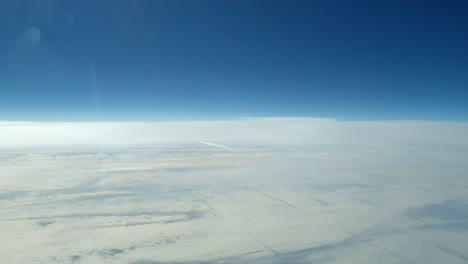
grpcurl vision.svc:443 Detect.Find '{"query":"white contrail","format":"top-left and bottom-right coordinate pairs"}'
top-left (200, 141), bottom-right (230, 149)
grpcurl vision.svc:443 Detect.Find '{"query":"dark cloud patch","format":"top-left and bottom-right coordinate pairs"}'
top-left (301, 194), bottom-right (330, 206)
top-left (159, 165), bottom-right (234, 173)
top-left (300, 182), bottom-right (380, 207)
top-left (98, 248), bottom-right (125, 257)
top-left (0, 191), bottom-right (137, 212)
top-left (313, 183), bottom-right (372, 191)
top-left (262, 193), bottom-right (300, 210)
top-left (0, 190), bottom-right (28, 200)
top-left (436, 244), bottom-right (468, 262)
top-left (406, 200), bottom-right (468, 221)
top-left (131, 224), bottom-right (412, 264)
top-left (131, 234), bottom-right (369, 264)
top-left (96, 212), bottom-right (204, 229)
top-left (37, 221), bottom-right (54, 227)
top-left (131, 245), bottom-right (333, 264)
top-left (133, 261), bottom-right (215, 264)
top-left (0, 177), bottom-right (109, 202)
top-left (70, 255), bottom-right (81, 262)
top-left (70, 193), bottom-right (135, 202)
top-left (8, 210), bottom-right (206, 221)
top-left (419, 221), bottom-right (468, 231)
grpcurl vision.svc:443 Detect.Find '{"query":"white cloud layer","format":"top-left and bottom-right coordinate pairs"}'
top-left (1, 118), bottom-right (468, 264)
top-left (1, 117), bottom-right (468, 147)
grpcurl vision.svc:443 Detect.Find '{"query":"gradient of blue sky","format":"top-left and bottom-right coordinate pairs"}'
top-left (1, 0), bottom-right (467, 121)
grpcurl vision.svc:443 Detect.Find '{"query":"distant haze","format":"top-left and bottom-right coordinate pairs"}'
top-left (1, 118), bottom-right (468, 147)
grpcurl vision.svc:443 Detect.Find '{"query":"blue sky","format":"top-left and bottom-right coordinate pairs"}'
top-left (1, 0), bottom-right (467, 121)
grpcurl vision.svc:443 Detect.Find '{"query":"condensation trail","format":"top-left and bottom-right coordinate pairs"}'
top-left (200, 141), bottom-right (230, 149)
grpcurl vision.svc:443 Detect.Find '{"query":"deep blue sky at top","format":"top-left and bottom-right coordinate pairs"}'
top-left (0, 0), bottom-right (467, 121)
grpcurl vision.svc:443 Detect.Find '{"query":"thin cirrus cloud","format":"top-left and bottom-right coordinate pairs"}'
top-left (0, 118), bottom-right (467, 147)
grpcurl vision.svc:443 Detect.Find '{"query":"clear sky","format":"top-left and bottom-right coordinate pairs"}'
top-left (1, 0), bottom-right (467, 121)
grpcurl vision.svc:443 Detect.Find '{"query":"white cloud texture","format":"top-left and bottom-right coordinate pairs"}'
top-left (1, 118), bottom-right (468, 264)
top-left (1, 118), bottom-right (468, 147)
